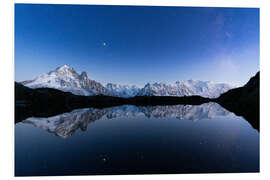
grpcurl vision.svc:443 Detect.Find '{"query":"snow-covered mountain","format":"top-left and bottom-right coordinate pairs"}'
top-left (106, 83), bottom-right (140, 98)
top-left (137, 80), bottom-right (234, 98)
top-left (21, 65), bottom-right (234, 98)
top-left (21, 65), bottom-right (112, 96)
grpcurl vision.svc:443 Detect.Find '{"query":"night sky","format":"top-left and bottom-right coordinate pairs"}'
top-left (15, 4), bottom-right (259, 87)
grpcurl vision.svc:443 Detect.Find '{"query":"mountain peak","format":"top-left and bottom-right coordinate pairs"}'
top-left (53, 65), bottom-right (78, 77)
top-left (56, 65), bottom-right (73, 72)
top-left (59, 64), bottom-right (71, 68)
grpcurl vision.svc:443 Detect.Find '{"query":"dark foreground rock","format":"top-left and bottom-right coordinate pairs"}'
top-left (216, 72), bottom-right (259, 131)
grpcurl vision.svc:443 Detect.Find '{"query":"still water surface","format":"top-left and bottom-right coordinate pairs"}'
top-left (15, 103), bottom-right (259, 176)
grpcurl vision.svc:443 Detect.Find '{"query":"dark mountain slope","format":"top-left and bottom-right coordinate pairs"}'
top-left (217, 72), bottom-right (259, 130)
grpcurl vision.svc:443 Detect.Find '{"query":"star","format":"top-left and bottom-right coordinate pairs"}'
top-left (102, 42), bottom-right (107, 46)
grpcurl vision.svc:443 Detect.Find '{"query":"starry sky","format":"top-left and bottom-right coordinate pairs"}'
top-left (15, 4), bottom-right (259, 87)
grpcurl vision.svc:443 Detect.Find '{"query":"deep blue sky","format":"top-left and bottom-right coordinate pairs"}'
top-left (15, 4), bottom-right (259, 87)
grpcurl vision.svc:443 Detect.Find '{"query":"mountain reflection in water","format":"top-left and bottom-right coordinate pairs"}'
top-left (23, 103), bottom-right (231, 138)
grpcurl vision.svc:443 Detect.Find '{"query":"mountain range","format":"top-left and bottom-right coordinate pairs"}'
top-left (21, 65), bottom-right (234, 98)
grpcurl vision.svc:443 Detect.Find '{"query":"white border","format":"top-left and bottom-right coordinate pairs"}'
top-left (1, 0), bottom-right (270, 180)
top-left (14, 0), bottom-right (260, 8)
